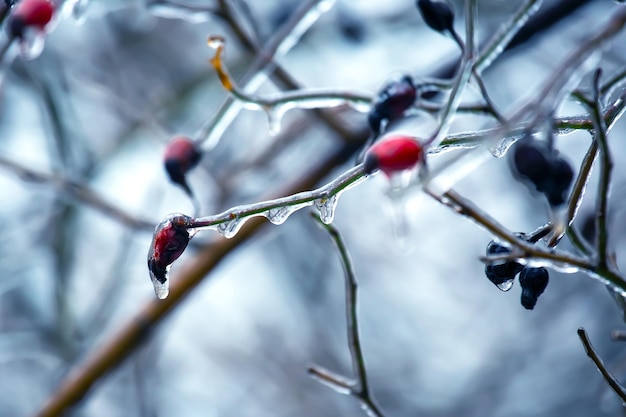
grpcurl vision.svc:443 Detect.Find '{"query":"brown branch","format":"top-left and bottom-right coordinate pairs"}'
top-left (578, 327), bottom-right (626, 404)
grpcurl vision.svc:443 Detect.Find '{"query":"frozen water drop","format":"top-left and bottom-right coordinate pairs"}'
top-left (217, 217), bottom-right (244, 238)
top-left (496, 279), bottom-right (514, 292)
top-left (489, 134), bottom-right (523, 158)
top-left (265, 106), bottom-right (284, 136)
top-left (151, 268), bottom-right (170, 300)
top-left (266, 206), bottom-right (295, 225)
top-left (18, 31), bottom-right (46, 60)
top-left (384, 188), bottom-right (419, 247)
top-left (314, 194), bottom-right (338, 224)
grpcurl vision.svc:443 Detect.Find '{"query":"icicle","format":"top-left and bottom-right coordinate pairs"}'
top-left (496, 279), bottom-right (515, 292)
top-left (216, 217), bottom-right (245, 238)
top-left (314, 194), bottom-right (338, 224)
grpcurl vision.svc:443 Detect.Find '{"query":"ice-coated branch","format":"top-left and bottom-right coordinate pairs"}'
top-left (207, 35), bottom-right (372, 133)
top-left (197, 0), bottom-right (337, 147)
top-left (588, 69), bottom-right (613, 268)
top-left (308, 214), bottom-right (386, 417)
top-left (578, 327), bottom-right (626, 404)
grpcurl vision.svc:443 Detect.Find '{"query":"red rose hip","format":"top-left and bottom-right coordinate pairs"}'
top-left (8, 0), bottom-right (55, 39)
top-left (163, 136), bottom-right (202, 196)
top-left (363, 135), bottom-right (423, 177)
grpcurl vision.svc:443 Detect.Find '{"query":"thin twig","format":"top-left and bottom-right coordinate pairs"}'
top-left (588, 69), bottom-right (613, 268)
top-left (310, 214), bottom-right (386, 417)
top-left (578, 327), bottom-right (626, 404)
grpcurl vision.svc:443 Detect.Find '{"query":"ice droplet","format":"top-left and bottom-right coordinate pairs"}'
top-left (151, 267), bottom-right (170, 300)
top-left (496, 279), bottom-right (515, 292)
top-left (265, 107), bottom-right (284, 136)
top-left (266, 206), bottom-right (296, 225)
top-left (314, 194), bottom-right (338, 224)
top-left (489, 134), bottom-right (523, 158)
top-left (217, 217), bottom-right (244, 238)
top-left (384, 186), bottom-right (418, 246)
top-left (18, 31), bottom-right (46, 60)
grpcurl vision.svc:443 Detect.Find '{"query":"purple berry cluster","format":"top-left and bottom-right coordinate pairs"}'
top-left (511, 138), bottom-right (574, 206)
top-left (484, 239), bottom-right (550, 310)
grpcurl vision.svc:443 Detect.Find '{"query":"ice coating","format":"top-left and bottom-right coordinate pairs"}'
top-left (147, 213), bottom-right (193, 299)
top-left (314, 194), bottom-right (338, 224)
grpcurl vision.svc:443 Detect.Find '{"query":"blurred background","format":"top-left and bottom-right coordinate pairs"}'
top-left (2, 0), bottom-right (626, 416)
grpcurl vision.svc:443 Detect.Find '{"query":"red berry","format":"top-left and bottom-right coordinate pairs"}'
top-left (147, 214), bottom-right (192, 285)
top-left (163, 136), bottom-right (202, 196)
top-left (363, 135), bottom-right (423, 177)
top-left (10, 0), bottom-right (54, 36)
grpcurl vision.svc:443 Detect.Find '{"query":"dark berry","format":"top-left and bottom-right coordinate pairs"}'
top-left (512, 140), bottom-right (551, 186)
top-left (416, 0), bottom-right (455, 33)
top-left (368, 76), bottom-right (417, 135)
top-left (484, 240), bottom-right (524, 290)
top-left (519, 267), bottom-right (549, 310)
top-left (363, 135), bottom-right (423, 177)
top-left (511, 139), bottom-right (574, 207)
top-left (164, 136), bottom-right (202, 197)
top-left (543, 157), bottom-right (574, 206)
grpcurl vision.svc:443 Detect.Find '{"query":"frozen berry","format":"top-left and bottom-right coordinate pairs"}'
top-left (484, 240), bottom-right (524, 290)
top-left (368, 76), bottom-right (417, 135)
top-left (7, 0), bottom-right (54, 39)
top-left (512, 140), bottom-right (551, 186)
top-left (164, 136), bottom-right (202, 197)
top-left (543, 157), bottom-right (574, 206)
top-left (147, 214), bottom-right (192, 286)
top-left (416, 0), bottom-right (455, 33)
top-left (363, 135), bottom-right (423, 177)
top-left (519, 267), bottom-right (549, 310)
top-left (511, 138), bottom-right (574, 207)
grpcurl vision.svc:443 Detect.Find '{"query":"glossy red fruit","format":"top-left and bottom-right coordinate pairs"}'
top-left (8, 0), bottom-right (54, 39)
top-left (163, 136), bottom-right (202, 196)
top-left (363, 135), bottom-right (423, 177)
top-left (147, 214), bottom-right (192, 286)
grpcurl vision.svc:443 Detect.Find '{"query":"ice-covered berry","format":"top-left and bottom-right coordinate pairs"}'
top-left (363, 135), bottom-right (423, 177)
top-left (147, 214), bottom-right (193, 299)
top-left (511, 138), bottom-right (574, 207)
top-left (519, 267), bottom-right (549, 310)
top-left (368, 76), bottom-right (417, 135)
top-left (484, 240), bottom-right (524, 290)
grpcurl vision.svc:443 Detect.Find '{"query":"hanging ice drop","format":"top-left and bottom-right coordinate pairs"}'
top-left (314, 194), bottom-right (338, 224)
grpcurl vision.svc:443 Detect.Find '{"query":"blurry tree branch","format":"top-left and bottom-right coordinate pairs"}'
top-left (0, 154), bottom-right (155, 231)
